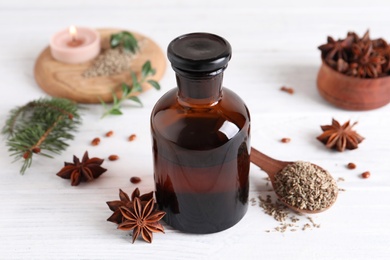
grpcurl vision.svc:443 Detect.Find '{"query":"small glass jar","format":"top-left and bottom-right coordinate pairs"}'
top-left (151, 33), bottom-right (251, 233)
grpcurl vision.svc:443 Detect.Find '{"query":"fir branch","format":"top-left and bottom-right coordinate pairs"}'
top-left (101, 60), bottom-right (161, 118)
top-left (2, 98), bottom-right (82, 174)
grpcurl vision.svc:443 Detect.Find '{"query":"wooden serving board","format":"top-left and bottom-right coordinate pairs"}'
top-left (34, 28), bottom-right (166, 103)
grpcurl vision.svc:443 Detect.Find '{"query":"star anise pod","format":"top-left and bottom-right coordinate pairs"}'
top-left (347, 42), bottom-right (386, 78)
top-left (326, 57), bottom-right (349, 73)
top-left (317, 119), bottom-right (364, 152)
top-left (106, 188), bottom-right (153, 224)
top-left (372, 39), bottom-right (390, 74)
top-left (318, 35), bottom-right (354, 62)
top-left (56, 151), bottom-right (106, 186)
top-left (118, 197), bottom-right (166, 243)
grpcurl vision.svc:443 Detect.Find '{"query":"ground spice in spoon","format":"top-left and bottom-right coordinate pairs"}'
top-left (274, 161), bottom-right (338, 212)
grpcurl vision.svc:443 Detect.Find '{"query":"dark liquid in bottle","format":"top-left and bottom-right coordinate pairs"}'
top-left (151, 88), bottom-right (250, 233)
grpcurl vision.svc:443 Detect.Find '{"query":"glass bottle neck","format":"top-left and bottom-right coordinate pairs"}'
top-left (175, 68), bottom-right (224, 107)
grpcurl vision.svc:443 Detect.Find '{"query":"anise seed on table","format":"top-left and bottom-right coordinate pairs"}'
top-left (317, 118), bottom-right (364, 152)
top-left (56, 151), bottom-right (107, 186)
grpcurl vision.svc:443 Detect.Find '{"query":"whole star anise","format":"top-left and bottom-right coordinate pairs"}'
top-left (56, 151), bottom-right (106, 186)
top-left (347, 42), bottom-right (386, 78)
top-left (317, 119), bottom-right (364, 152)
top-left (118, 197), bottom-right (166, 243)
top-left (106, 188), bottom-right (153, 224)
top-left (318, 35), bottom-right (354, 62)
top-left (319, 30), bottom-right (390, 78)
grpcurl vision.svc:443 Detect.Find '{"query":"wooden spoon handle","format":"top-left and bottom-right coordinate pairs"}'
top-left (250, 147), bottom-right (290, 182)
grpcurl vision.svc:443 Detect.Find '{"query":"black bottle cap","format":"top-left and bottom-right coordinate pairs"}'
top-left (167, 32), bottom-right (232, 73)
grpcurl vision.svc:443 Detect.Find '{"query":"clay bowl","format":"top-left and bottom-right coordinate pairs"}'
top-left (317, 61), bottom-right (390, 110)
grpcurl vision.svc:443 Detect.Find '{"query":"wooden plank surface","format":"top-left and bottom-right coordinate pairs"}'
top-left (0, 0), bottom-right (389, 259)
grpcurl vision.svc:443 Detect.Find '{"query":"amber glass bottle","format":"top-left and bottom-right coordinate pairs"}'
top-left (151, 33), bottom-right (250, 234)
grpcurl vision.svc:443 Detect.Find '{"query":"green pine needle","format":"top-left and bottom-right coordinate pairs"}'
top-left (2, 98), bottom-right (82, 174)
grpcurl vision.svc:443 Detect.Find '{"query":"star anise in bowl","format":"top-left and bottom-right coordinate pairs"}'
top-left (317, 30), bottom-right (390, 110)
top-left (318, 30), bottom-right (389, 78)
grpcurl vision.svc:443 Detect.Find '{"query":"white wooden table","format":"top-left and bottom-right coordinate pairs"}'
top-left (1, 0), bottom-right (389, 259)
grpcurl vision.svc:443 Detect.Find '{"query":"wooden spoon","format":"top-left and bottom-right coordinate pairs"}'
top-left (250, 147), bottom-right (338, 214)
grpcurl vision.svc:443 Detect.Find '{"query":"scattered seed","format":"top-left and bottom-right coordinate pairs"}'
top-left (280, 86), bottom-right (294, 94)
top-left (337, 177), bottom-right (345, 182)
top-left (338, 188), bottom-right (346, 192)
top-left (250, 197), bottom-right (256, 206)
top-left (105, 130), bottom-right (114, 137)
top-left (302, 223), bottom-right (311, 231)
top-left (130, 176), bottom-right (141, 184)
top-left (361, 171), bottom-right (370, 179)
top-left (108, 154), bottom-right (119, 161)
top-left (281, 138), bottom-right (291, 143)
top-left (347, 162), bottom-right (356, 169)
top-left (128, 134), bottom-right (137, 141)
top-left (91, 137), bottom-right (101, 146)
top-left (258, 194), bottom-right (321, 233)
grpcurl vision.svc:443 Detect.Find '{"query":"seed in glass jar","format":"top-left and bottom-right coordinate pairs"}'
top-left (91, 137), bottom-right (100, 146)
top-left (105, 130), bottom-right (114, 137)
top-left (128, 134), bottom-right (137, 141)
top-left (108, 154), bottom-right (119, 161)
top-left (347, 162), bottom-right (356, 169)
top-left (361, 171), bottom-right (370, 179)
top-left (281, 138), bottom-right (291, 143)
top-left (130, 176), bottom-right (141, 184)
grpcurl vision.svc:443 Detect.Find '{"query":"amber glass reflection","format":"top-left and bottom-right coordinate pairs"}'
top-left (151, 70), bottom-right (250, 234)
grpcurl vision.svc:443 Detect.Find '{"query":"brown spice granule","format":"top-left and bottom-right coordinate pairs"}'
top-left (347, 162), bottom-right (356, 169)
top-left (337, 177), bottom-right (345, 182)
top-left (257, 195), bottom-right (321, 233)
top-left (108, 155), bottom-right (119, 161)
top-left (130, 176), bottom-right (141, 184)
top-left (274, 161), bottom-right (338, 212)
top-left (105, 131), bottom-right (114, 137)
top-left (281, 138), bottom-right (291, 143)
top-left (83, 48), bottom-right (137, 78)
top-left (362, 171), bottom-right (371, 179)
top-left (280, 86), bottom-right (294, 94)
top-left (290, 216), bottom-right (300, 223)
top-left (258, 195), bottom-right (288, 222)
top-left (128, 134), bottom-right (137, 141)
top-left (302, 223), bottom-right (311, 231)
top-left (250, 197), bottom-right (257, 206)
top-left (91, 138), bottom-right (101, 146)
top-left (338, 188), bottom-right (346, 192)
